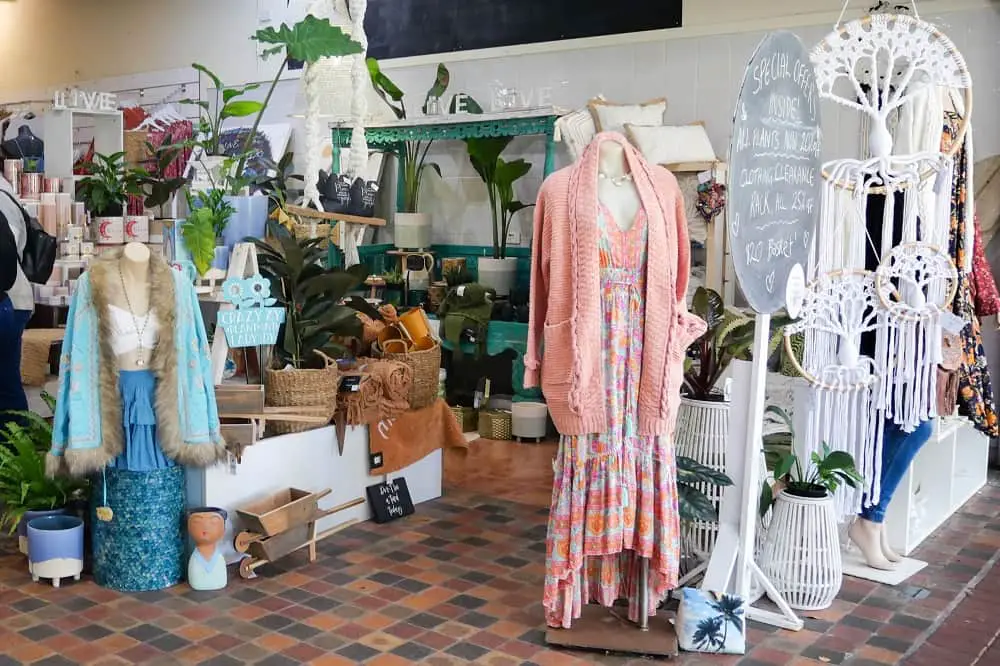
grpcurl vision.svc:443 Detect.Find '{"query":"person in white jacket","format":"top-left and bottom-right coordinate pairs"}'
top-left (0, 175), bottom-right (33, 431)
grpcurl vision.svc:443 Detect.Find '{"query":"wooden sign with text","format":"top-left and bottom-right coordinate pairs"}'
top-left (727, 31), bottom-right (822, 315)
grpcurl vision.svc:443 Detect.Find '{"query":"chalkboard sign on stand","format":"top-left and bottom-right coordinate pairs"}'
top-left (726, 31), bottom-right (822, 316)
top-left (365, 0), bottom-right (682, 60)
top-left (701, 31), bottom-right (821, 634)
top-left (366, 478), bottom-right (415, 524)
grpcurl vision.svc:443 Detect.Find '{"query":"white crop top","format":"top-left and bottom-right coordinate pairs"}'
top-left (108, 304), bottom-right (160, 357)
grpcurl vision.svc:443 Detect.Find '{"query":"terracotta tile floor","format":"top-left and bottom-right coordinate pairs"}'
top-left (0, 438), bottom-right (997, 665)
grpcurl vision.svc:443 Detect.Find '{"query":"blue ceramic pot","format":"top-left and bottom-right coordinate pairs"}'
top-left (17, 508), bottom-right (67, 555)
top-left (222, 195), bottom-right (268, 249)
top-left (27, 515), bottom-right (84, 587)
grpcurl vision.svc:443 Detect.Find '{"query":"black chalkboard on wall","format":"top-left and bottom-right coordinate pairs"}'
top-left (365, 0), bottom-right (683, 60)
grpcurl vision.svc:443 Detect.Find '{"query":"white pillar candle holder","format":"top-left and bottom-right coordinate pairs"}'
top-left (759, 490), bottom-right (843, 611)
top-left (676, 397), bottom-right (730, 561)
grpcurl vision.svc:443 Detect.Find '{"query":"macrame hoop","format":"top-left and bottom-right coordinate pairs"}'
top-left (873, 241), bottom-right (958, 320)
top-left (784, 269), bottom-right (880, 391)
top-left (811, 13), bottom-right (972, 192)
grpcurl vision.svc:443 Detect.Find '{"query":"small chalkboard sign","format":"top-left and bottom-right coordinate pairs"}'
top-left (366, 478), bottom-right (415, 524)
top-left (727, 31), bottom-right (822, 315)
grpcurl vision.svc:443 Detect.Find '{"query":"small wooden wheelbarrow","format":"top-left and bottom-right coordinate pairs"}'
top-left (233, 488), bottom-right (364, 579)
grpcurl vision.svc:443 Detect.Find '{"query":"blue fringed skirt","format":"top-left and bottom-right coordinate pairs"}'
top-left (90, 370), bottom-right (185, 592)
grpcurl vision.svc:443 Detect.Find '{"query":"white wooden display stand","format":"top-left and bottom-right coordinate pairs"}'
top-left (885, 417), bottom-right (989, 555)
top-left (185, 425), bottom-right (443, 565)
top-left (43, 107), bottom-right (123, 195)
top-left (210, 242), bottom-right (257, 385)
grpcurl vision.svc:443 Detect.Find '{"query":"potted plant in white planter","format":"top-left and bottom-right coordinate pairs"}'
top-left (76, 152), bottom-right (139, 245)
top-left (0, 399), bottom-right (89, 557)
top-left (758, 445), bottom-right (863, 611)
top-left (465, 136), bottom-right (533, 296)
top-left (133, 135), bottom-right (188, 245)
top-left (367, 58), bottom-right (450, 250)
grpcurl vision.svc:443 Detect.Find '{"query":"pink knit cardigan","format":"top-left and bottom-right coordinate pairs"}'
top-left (524, 133), bottom-right (706, 436)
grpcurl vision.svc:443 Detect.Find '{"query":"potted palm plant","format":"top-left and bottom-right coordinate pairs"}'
top-left (367, 58), bottom-right (450, 250)
top-left (77, 152), bottom-right (139, 245)
top-left (758, 445), bottom-right (863, 610)
top-left (464, 136), bottom-right (533, 296)
top-left (0, 399), bottom-right (89, 558)
top-left (250, 222), bottom-right (373, 434)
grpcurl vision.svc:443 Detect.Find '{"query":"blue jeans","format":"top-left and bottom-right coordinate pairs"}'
top-left (0, 296), bottom-right (31, 433)
top-left (859, 419), bottom-right (934, 523)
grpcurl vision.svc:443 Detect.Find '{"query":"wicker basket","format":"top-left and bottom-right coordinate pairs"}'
top-left (20, 329), bottom-right (63, 386)
top-left (264, 351), bottom-right (341, 435)
top-left (449, 405), bottom-right (478, 433)
top-left (376, 342), bottom-right (441, 410)
top-left (292, 220), bottom-right (336, 250)
top-left (478, 409), bottom-right (513, 440)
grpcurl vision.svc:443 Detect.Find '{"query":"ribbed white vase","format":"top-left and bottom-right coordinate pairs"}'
top-left (760, 490), bottom-right (843, 611)
top-left (675, 397), bottom-right (729, 561)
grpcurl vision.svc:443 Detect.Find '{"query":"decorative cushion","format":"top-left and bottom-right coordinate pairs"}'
top-left (588, 97), bottom-right (667, 135)
top-left (676, 588), bottom-right (746, 655)
top-left (554, 105), bottom-right (599, 163)
top-left (625, 123), bottom-right (717, 166)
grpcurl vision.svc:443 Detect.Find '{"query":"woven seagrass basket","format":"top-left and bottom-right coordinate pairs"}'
top-left (264, 351), bottom-right (340, 434)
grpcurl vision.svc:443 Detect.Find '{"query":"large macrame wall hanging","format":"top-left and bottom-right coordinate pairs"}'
top-left (795, 11), bottom-right (973, 508)
top-left (785, 271), bottom-right (882, 518)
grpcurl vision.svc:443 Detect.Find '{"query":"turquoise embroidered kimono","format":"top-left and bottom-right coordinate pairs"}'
top-left (48, 254), bottom-right (226, 477)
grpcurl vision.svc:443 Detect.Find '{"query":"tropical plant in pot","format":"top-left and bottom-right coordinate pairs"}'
top-left (367, 58), bottom-right (451, 250)
top-left (182, 189), bottom-right (235, 276)
top-left (464, 136), bottom-right (533, 296)
top-left (250, 222), bottom-right (376, 433)
top-left (76, 151), bottom-right (140, 245)
top-left (758, 444), bottom-right (863, 611)
top-left (131, 134), bottom-right (188, 219)
top-left (0, 397), bottom-right (89, 557)
top-left (759, 444), bottom-right (863, 516)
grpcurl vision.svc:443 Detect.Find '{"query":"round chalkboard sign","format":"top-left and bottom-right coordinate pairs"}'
top-left (727, 31), bottom-right (822, 315)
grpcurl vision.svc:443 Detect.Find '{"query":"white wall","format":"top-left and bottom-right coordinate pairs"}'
top-left (1, 1), bottom-right (997, 248)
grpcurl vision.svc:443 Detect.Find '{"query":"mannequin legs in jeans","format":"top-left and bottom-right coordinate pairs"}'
top-left (0, 295), bottom-right (30, 436)
top-left (848, 419), bottom-right (935, 570)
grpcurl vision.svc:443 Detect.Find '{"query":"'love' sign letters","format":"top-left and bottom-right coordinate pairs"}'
top-left (727, 31), bottom-right (822, 315)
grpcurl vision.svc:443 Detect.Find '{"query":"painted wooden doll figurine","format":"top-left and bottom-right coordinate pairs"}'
top-left (187, 508), bottom-right (228, 591)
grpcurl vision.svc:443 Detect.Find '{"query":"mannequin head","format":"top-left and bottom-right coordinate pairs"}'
top-left (187, 507), bottom-right (227, 547)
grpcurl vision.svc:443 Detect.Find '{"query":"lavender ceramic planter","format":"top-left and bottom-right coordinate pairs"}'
top-left (27, 515), bottom-right (84, 587)
top-left (17, 508), bottom-right (67, 555)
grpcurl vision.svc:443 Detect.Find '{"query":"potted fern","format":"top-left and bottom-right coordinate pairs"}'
top-left (0, 398), bottom-right (89, 556)
top-left (464, 136), bottom-right (533, 296)
top-left (367, 58), bottom-right (450, 250)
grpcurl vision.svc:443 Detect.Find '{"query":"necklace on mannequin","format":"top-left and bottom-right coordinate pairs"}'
top-left (598, 171), bottom-right (633, 187)
top-left (118, 260), bottom-right (152, 367)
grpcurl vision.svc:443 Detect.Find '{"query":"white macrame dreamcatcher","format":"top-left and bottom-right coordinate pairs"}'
top-left (785, 271), bottom-right (883, 518)
top-left (799, 11), bottom-right (972, 494)
top-left (872, 241), bottom-right (958, 430)
top-left (301, 0), bottom-right (373, 266)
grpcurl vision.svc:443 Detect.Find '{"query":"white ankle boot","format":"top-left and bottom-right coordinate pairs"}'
top-left (848, 518), bottom-right (897, 570)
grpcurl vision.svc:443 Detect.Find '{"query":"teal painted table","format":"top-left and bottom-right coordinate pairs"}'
top-left (331, 107), bottom-right (563, 212)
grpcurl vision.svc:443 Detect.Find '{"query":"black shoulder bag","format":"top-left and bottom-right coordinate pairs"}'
top-left (0, 189), bottom-right (56, 285)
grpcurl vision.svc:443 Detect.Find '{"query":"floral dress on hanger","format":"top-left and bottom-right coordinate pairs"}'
top-left (943, 111), bottom-right (999, 437)
top-left (543, 203), bottom-right (681, 629)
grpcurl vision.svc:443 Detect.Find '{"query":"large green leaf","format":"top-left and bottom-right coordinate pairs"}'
top-left (181, 212), bottom-right (217, 276)
top-left (254, 15), bottom-right (363, 64)
top-left (691, 287), bottom-right (726, 332)
top-left (191, 62), bottom-right (222, 90)
top-left (678, 484), bottom-right (718, 523)
top-left (299, 271), bottom-right (363, 300)
top-left (221, 100), bottom-right (264, 120)
top-left (366, 58), bottom-right (406, 119)
top-left (422, 63), bottom-right (450, 114)
top-left (818, 450), bottom-right (857, 474)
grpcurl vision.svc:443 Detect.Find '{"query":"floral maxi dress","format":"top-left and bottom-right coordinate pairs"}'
top-left (543, 204), bottom-right (681, 629)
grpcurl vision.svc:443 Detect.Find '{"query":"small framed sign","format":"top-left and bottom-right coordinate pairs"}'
top-left (216, 274), bottom-right (286, 348)
top-left (365, 478), bottom-right (415, 524)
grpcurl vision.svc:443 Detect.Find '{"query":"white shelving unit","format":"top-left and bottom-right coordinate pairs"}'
top-left (885, 416), bottom-right (989, 556)
top-left (43, 108), bottom-right (123, 192)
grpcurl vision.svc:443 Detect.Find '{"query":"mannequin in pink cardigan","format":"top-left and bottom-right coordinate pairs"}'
top-left (529, 132), bottom-right (705, 629)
